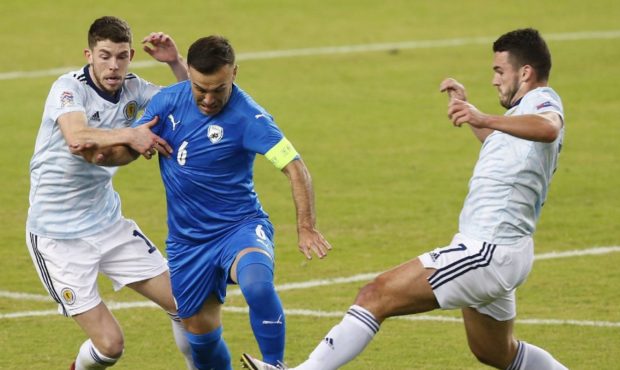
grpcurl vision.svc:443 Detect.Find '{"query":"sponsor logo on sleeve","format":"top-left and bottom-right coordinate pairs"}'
top-left (536, 101), bottom-right (560, 111)
top-left (60, 91), bottom-right (74, 108)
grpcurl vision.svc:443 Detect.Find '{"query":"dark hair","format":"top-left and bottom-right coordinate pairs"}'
top-left (493, 28), bottom-right (551, 81)
top-left (187, 35), bottom-right (236, 74)
top-left (88, 16), bottom-right (132, 49)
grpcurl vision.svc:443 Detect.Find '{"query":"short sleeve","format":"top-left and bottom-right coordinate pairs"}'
top-left (46, 77), bottom-right (86, 122)
top-left (243, 113), bottom-right (285, 155)
top-left (133, 74), bottom-right (161, 110)
top-left (526, 88), bottom-right (564, 119)
top-left (133, 90), bottom-right (166, 135)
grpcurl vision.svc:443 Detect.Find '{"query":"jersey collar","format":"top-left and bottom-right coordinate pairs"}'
top-left (83, 65), bottom-right (122, 104)
top-left (509, 97), bottom-right (523, 109)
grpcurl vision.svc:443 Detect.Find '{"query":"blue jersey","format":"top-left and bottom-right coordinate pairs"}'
top-left (135, 82), bottom-right (286, 245)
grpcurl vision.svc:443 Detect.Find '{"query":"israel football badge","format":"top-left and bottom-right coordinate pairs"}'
top-left (207, 125), bottom-right (224, 144)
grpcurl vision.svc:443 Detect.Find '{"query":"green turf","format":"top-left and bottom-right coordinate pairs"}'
top-left (1, 0), bottom-right (619, 369)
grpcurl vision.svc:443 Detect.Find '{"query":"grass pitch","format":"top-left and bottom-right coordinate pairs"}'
top-left (1, 1), bottom-right (619, 369)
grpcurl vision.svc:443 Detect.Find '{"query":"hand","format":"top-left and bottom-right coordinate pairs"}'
top-left (439, 77), bottom-right (467, 101)
top-left (131, 116), bottom-right (173, 159)
top-left (69, 140), bottom-right (99, 162)
top-left (142, 32), bottom-right (181, 64)
top-left (447, 99), bottom-right (488, 128)
top-left (297, 227), bottom-right (332, 260)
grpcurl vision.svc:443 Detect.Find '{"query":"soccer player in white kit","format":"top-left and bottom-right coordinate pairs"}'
top-left (242, 28), bottom-right (568, 370)
top-left (25, 16), bottom-right (195, 370)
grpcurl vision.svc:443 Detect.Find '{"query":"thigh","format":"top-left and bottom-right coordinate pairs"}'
top-left (127, 270), bottom-right (176, 313)
top-left (26, 231), bottom-right (101, 316)
top-left (167, 241), bottom-right (224, 319)
top-left (356, 257), bottom-right (439, 321)
top-left (181, 294), bottom-right (223, 334)
top-left (96, 218), bottom-right (168, 291)
top-left (462, 307), bottom-right (518, 369)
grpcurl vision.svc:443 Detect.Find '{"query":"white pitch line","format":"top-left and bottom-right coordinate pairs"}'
top-left (534, 246), bottom-right (620, 260)
top-left (3, 301), bottom-right (619, 328)
top-left (1, 30), bottom-right (619, 81)
top-left (2, 245), bottom-right (620, 324)
top-left (0, 290), bottom-right (54, 302)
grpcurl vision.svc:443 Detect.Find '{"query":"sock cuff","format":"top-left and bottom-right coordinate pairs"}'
top-left (506, 340), bottom-right (525, 370)
top-left (345, 305), bottom-right (380, 335)
top-left (166, 311), bottom-right (182, 322)
top-left (237, 250), bottom-right (274, 274)
top-left (87, 339), bottom-right (121, 366)
top-left (185, 326), bottom-right (223, 345)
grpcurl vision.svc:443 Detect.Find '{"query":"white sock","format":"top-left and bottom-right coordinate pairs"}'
top-left (507, 341), bottom-right (568, 370)
top-left (295, 305), bottom-right (379, 370)
top-left (74, 339), bottom-right (120, 370)
top-left (168, 312), bottom-right (197, 370)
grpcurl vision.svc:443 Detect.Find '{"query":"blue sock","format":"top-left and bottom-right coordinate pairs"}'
top-left (185, 326), bottom-right (231, 370)
top-left (237, 251), bottom-right (285, 365)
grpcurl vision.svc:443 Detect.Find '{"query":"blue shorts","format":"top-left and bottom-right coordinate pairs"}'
top-left (167, 219), bottom-right (275, 319)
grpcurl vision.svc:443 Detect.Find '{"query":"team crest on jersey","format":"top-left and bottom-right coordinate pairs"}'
top-left (123, 100), bottom-right (138, 121)
top-left (207, 125), bottom-right (224, 144)
top-left (60, 91), bottom-right (74, 108)
top-left (61, 287), bottom-right (76, 305)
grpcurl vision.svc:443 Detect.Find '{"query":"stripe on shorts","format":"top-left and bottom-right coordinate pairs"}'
top-left (29, 232), bottom-right (68, 316)
top-left (427, 242), bottom-right (497, 290)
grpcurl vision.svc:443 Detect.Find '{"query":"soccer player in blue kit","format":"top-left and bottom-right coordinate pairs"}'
top-left (131, 35), bottom-right (332, 369)
top-left (241, 28), bottom-right (568, 370)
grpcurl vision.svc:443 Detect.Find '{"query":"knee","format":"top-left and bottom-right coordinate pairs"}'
top-left (354, 279), bottom-right (388, 319)
top-left (470, 348), bottom-right (496, 368)
top-left (95, 335), bottom-right (124, 359)
top-left (241, 280), bottom-right (275, 303)
top-left (468, 343), bottom-right (512, 369)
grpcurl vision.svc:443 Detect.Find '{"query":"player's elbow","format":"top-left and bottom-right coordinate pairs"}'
top-left (539, 125), bottom-right (560, 142)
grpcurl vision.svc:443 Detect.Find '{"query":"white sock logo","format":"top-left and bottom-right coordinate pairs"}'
top-left (324, 337), bottom-right (335, 350)
top-left (262, 314), bottom-right (283, 325)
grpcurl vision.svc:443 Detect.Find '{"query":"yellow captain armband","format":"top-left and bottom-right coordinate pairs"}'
top-left (265, 138), bottom-right (299, 170)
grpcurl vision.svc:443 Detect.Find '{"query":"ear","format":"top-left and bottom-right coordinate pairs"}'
top-left (521, 64), bottom-right (534, 82)
top-left (129, 48), bottom-right (135, 61)
top-left (84, 48), bottom-right (93, 64)
top-left (232, 64), bottom-right (238, 81)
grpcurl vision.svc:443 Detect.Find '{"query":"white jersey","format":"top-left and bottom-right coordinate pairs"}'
top-left (459, 87), bottom-right (564, 244)
top-left (27, 66), bottom-right (160, 239)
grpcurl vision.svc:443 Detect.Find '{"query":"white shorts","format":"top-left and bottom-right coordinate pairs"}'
top-left (26, 217), bottom-right (168, 317)
top-left (419, 233), bottom-right (534, 321)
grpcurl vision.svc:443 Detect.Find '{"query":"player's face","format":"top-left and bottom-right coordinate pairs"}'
top-left (189, 64), bottom-right (237, 116)
top-left (492, 51), bottom-right (524, 109)
top-left (85, 40), bottom-right (134, 95)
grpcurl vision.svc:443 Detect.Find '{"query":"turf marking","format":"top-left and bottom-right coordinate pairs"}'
top-left (1, 30), bottom-right (619, 81)
top-left (1, 246), bottom-right (619, 327)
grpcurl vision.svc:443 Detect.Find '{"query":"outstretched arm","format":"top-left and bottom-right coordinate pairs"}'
top-left (142, 32), bottom-right (188, 82)
top-left (440, 78), bottom-right (562, 143)
top-left (59, 112), bottom-right (172, 165)
top-left (282, 158), bottom-right (332, 260)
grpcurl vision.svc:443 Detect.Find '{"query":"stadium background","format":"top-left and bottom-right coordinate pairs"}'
top-left (1, 1), bottom-right (618, 369)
